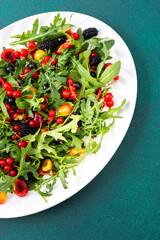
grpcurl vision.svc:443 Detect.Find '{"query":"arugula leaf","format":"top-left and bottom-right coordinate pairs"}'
top-left (0, 90), bottom-right (10, 119)
top-left (59, 169), bottom-right (68, 189)
top-left (99, 61), bottom-right (121, 84)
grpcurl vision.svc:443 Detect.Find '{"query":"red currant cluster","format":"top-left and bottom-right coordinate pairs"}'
top-left (3, 81), bottom-right (21, 99)
top-left (65, 30), bottom-right (79, 40)
top-left (41, 54), bottom-right (57, 67)
top-left (5, 104), bottom-right (27, 122)
top-left (61, 78), bottom-right (78, 100)
top-left (0, 157), bottom-right (17, 177)
top-left (20, 67), bottom-right (39, 80)
top-left (104, 92), bottom-right (114, 108)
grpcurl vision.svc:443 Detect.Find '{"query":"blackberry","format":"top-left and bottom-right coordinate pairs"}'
top-left (19, 123), bottom-right (34, 137)
top-left (6, 65), bottom-right (14, 73)
top-left (90, 56), bottom-right (101, 66)
top-left (28, 62), bottom-right (37, 70)
top-left (90, 71), bottom-right (96, 78)
top-left (57, 35), bottom-right (66, 44)
top-left (83, 28), bottom-right (98, 39)
top-left (39, 40), bottom-right (57, 51)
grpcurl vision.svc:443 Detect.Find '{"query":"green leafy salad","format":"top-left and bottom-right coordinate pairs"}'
top-left (0, 13), bottom-right (125, 204)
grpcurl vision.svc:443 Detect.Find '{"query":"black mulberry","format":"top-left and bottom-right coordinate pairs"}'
top-left (19, 123), bottom-right (34, 137)
top-left (39, 40), bottom-right (57, 51)
top-left (83, 28), bottom-right (98, 39)
top-left (90, 56), bottom-right (101, 66)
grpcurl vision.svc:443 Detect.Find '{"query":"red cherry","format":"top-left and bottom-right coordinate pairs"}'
top-left (13, 90), bottom-right (21, 98)
top-left (48, 116), bottom-right (54, 122)
top-left (11, 134), bottom-right (18, 140)
top-left (66, 78), bottom-right (74, 86)
top-left (18, 140), bottom-right (26, 148)
top-left (5, 103), bottom-right (11, 111)
top-left (6, 157), bottom-right (14, 165)
top-left (42, 96), bottom-right (47, 103)
top-left (70, 92), bottom-right (77, 100)
top-left (114, 75), bottom-right (119, 81)
top-left (24, 67), bottom-right (30, 74)
top-left (7, 89), bottom-right (14, 97)
top-left (14, 179), bottom-right (28, 197)
top-left (9, 169), bottom-right (17, 177)
top-left (4, 82), bottom-right (12, 91)
top-left (106, 100), bottom-right (114, 108)
top-left (41, 61), bottom-right (47, 67)
top-left (44, 56), bottom-right (51, 62)
top-left (13, 113), bottom-right (20, 121)
top-left (90, 52), bottom-right (97, 57)
top-left (14, 51), bottom-right (20, 58)
top-left (0, 160), bottom-right (6, 166)
top-left (29, 120), bottom-right (35, 128)
top-left (41, 103), bottom-right (46, 110)
top-left (69, 85), bottom-right (76, 92)
top-left (4, 165), bottom-right (12, 172)
top-left (51, 58), bottom-right (57, 65)
top-left (27, 41), bottom-right (36, 51)
top-left (19, 73), bottom-right (25, 79)
top-left (61, 89), bottom-right (70, 98)
top-left (48, 110), bottom-right (56, 118)
top-left (13, 125), bottom-right (20, 132)
top-left (56, 117), bottom-right (63, 124)
top-left (104, 92), bottom-right (113, 101)
top-left (20, 49), bottom-right (28, 57)
top-left (73, 33), bottom-right (79, 40)
top-left (32, 71), bottom-right (39, 79)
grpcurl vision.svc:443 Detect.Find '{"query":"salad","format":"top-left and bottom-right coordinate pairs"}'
top-left (0, 13), bottom-right (125, 204)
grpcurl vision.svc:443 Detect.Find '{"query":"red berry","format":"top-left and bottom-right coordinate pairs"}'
top-left (22, 114), bottom-right (27, 120)
top-left (4, 165), bottom-right (12, 172)
top-left (20, 108), bottom-right (25, 112)
top-left (0, 160), bottom-right (6, 166)
top-left (103, 63), bottom-right (112, 70)
top-left (13, 113), bottom-right (20, 121)
top-left (66, 78), bottom-right (74, 86)
top-left (14, 179), bottom-right (28, 197)
top-left (44, 56), bottom-right (51, 62)
top-left (90, 66), bottom-right (97, 71)
top-left (20, 49), bottom-right (28, 57)
top-left (41, 61), bottom-right (47, 67)
top-left (56, 117), bottom-right (63, 124)
top-left (9, 169), bottom-right (17, 177)
top-left (7, 89), bottom-right (14, 97)
top-left (24, 67), bottom-right (30, 74)
top-left (4, 82), bottom-right (12, 91)
top-left (51, 58), bottom-right (57, 65)
top-left (48, 110), bottom-right (56, 118)
top-left (114, 75), bottom-right (119, 81)
top-left (41, 104), bottom-right (46, 110)
top-left (18, 140), bottom-right (26, 148)
top-left (32, 71), bottom-right (39, 79)
top-left (106, 100), bottom-right (114, 108)
top-left (6, 157), bottom-right (14, 165)
top-left (9, 109), bottom-right (15, 117)
top-left (78, 51), bottom-right (83, 59)
top-left (69, 85), bottom-right (76, 92)
top-left (70, 92), bottom-right (77, 100)
top-left (17, 132), bottom-right (22, 137)
top-left (13, 90), bottom-right (21, 98)
top-left (73, 33), bottom-right (79, 40)
top-left (29, 120), bottom-right (35, 128)
top-left (48, 116), bottom-right (54, 122)
top-left (25, 155), bottom-right (29, 160)
top-left (19, 73), bottom-right (25, 79)
top-left (104, 92), bottom-right (113, 101)
top-left (16, 109), bottom-right (22, 114)
top-left (61, 89), bottom-right (70, 98)
top-left (90, 52), bottom-right (97, 57)
top-left (11, 134), bottom-right (18, 140)
top-left (5, 103), bottom-right (11, 111)
top-left (42, 96), bottom-right (47, 103)
top-left (5, 118), bottom-right (11, 122)
top-left (1, 49), bottom-right (16, 63)
top-left (26, 52), bottom-right (34, 61)
top-left (14, 51), bottom-right (20, 58)
top-left (27, 41), bottom-right (36, 51)
top-left (65, 29), bottom-right (72, 36)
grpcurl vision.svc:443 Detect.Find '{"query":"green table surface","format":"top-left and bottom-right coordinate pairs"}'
top-left (0, 0), bottom-right (159, 239)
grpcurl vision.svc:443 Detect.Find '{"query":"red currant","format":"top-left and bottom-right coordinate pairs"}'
top-left (26, 52), bottom-right (34, 60)
top-left (106, 100), bottom-right (114, 108)
top-left (17, 132), bottom-right (22, 137)
top-left (24, 67), bottom-right (30, 74)
top-left (48, 116), bottom-right (54, 122)
top-left (20, 108), bottom-right (25, 112)
top-left (90, 52), bottom-right (97, 57)
top-left (7, 89), bottom-right (14, 97)
top-left (27, 41), bottom-right (36, 51)
top-left (12, 113), bottom-right (20, 121)
top-left (41, 104), bottom-right (46, 110)
top-left (5, 103), bottom-right (11, 111)
top-left (16, 109), bottom-right (23, 114)
top-left (56, 117), bottom-right (63, 124)
top-left (114, 75), bottom-right (119, 81)
top-left (9, 169), bottom-right (17, 177)
top-left (48, 110), bottom-right (56, 118)
top-left (9, 109), bottom-right (15, 117)
top-left (42, 96), bottom-right (47, 103)
top-left (44, 56), bottom-right (51, 62)
top-left (5, 118), bottom-right (11, 122)
top-left (61, 89), bottom-right (70, 98)
top-left (13, 90), bottom-right (21, 98)
top-left (11, 134), bottom-right (18, 140)
top-left (13, 125), bottom-right (20, 132)
top-left (65, 29), bottom-right (72, 36)
top-left (25, 155), bottom-right (29, 160)
top-left (19, 73), bottom-right (25, 79)
top-left (104, 92), bottom-right (113, 101)
top-left (20, 49), bottom-right (28, 57)
top-left (6, 157), bottom-right (14, 165)
top-left (103, 63), bottom-right (112, 70)
top-left (69, 85), bottom-right (76, 92)
top-left (4, 82), bottom-right (12, 91)
top-left (51, 58), bottom-right (57, 65)
top-left (4, 165), bottom-right (12, 172)
top-left (29, 120), bottom-right (35, 128)
top-left (14, 51), bottom-right (20, 58)
top-left (66, 78), bottom-right (74, 86)
top-left (18, 140), bottom-right (26, 148)
top-left (73, 33), bottom-right (79, 40)
top-left (32, 71), bottom-right (39, 79)
top-left (41, 61), bottom-right (47, 67)
top-left (70, 92), bottom-right (77, 100)
top-left (0, 160), bottom-right (6, 166)
top-left (22, 114), bottom-right (27, 120)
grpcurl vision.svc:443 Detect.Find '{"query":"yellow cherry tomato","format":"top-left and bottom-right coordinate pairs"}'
top-left (26, 86), bottom-right (37, 99)
top-left (69, 147), bottom-right (86, 156)
top-left (41, 159), bottom-right (53, 172)
top-left (58, 104), bottom-right (72, 116)
top-left (0, 192), bottom-right (7, 204)
top-left (34, 50), bottom-right (45, 61)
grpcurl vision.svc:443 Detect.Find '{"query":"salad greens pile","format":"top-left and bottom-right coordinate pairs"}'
top-left (0, 13), bottom-right (125, 201)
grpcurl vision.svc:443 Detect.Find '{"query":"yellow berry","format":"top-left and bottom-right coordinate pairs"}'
top-left (34, 50), bottom-right (45, 61)
top-left (69, 147), bottom-right (85, 156)
top-left (41, 159), bottom-right (53, 172)
top-left (0, 192), bottom-right (7, 204)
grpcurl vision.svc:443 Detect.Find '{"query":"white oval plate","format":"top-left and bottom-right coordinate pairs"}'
top-left (0, 11), bottom-right (137, 218)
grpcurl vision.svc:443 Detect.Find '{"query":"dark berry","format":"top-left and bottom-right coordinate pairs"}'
top-left (43, 83), bottom-right (50, 90)
top-left (57, 35), bottom-right (66, 44)
top-left (39, 40), bottom-right (57, 51)
top-left (67, 97), bottom-right (74, 102)
top-left (8, 97), bottom-right (15, 105)
top-left (26, 172), bottom-right (37, 183)
top-left (74, 82), bottom-right (81, 90)
top-left (6, 65), bottom-right (14, 73)
top-left (90, 56), bottom-right (101, 66)
top-left (83, 28), bottom-right (98, 39)
top-left (90, 101), bottom-right (94, 107)
top-left (90, 71), bottom-right (96, 78)
top-left (28, 62), bottom-right (37, 70)
top-left (18, 80), bottom-right (24, 86)
top-left (78, 120), bottom-right (82, 127)
top-left (19, 123), bottom-right (34, 137)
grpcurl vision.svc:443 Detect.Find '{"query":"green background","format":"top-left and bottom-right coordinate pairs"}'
top-left (0, 0), bottom-right (159, 239)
